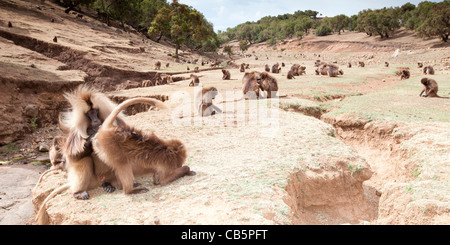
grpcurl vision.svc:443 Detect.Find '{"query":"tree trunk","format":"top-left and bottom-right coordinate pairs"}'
top-left (442, 34), bottom-right (448, 42)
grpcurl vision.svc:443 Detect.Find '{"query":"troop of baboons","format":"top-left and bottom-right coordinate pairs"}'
top-left (35, 49), bottom-right (444, 224)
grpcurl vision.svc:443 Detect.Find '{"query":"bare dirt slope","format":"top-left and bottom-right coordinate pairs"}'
top-left (0, 0), bottom-right (449, 225)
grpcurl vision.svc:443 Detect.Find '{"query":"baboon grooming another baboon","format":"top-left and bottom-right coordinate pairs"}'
top-left (419, 78), bottom-right (447, 98)
top-left (423, 66), bottom-right (434, 75)
top-left (92, 98), bottom-right (195, 195)
top-left (195, 87), bottom-right (222, 116)
top-left (222, 69), bottom-right (231, 80)
top-left (37, 85), bottom-right (122, 224)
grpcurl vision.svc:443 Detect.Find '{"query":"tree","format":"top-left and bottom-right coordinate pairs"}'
top-left (239, 40), bottom-right (249, 54)
top-left (415, 1), bottom-right (450, 42)
top-left (223, 45), bottom-right (233, 58)
top-left (330, 14), bottom-right (350, 34)
top-left (148, 1), bottom-right (213, 56)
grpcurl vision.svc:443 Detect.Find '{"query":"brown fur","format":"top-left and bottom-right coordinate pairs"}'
top-left (418, 62), bottom-right (423, 68)
top-left (423, 66), bottom-right (434, 75)
top-left (400, 69), bottom-right (410, 80)
top-left (36, 136), bottom-right (67, 186)
top-left (36, 85), bottom-right (122, 225)
top-left (419, 78), bottom-right (446, 98)
top-left (240, 63), bottom-right (245, 72)
top-left (259, 72), bottom-right (278, 98)
top-left (92, 98), bottom-right (194, 195)
top-left (358, 61), bottom-right (365, 67)
top-left (222, 69), bottom-right (231, 80)
top-left (195, 87), bottom-right (222, 116)
top-left (271, 63), bottom-right (280, 73)
top-left (189, 74), bottom-right (200, 87)
top-left (385, 62), bottom-right (389, 67)
top-left (242, 71), bottom-right (262, 99)
top-left (194, 67), bottom-right (199, 73)
top-left (287, 70), bottom-right (295, 79)
top-left (347, 62), bottom-right (352, 68)
top-left (154, 61), bottom-right (161, 70)
top-left (265, 64), bottom-right (270, 72)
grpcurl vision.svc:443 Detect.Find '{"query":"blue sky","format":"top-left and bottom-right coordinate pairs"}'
top-left (178, 0), bottom-right (431, 32)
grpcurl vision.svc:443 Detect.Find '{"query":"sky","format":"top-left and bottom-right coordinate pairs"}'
top-left (178, 0), bottom-right (430, 32)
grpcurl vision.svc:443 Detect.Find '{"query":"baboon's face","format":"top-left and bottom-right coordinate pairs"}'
top-left (421, 79), bottom-right (429, 86)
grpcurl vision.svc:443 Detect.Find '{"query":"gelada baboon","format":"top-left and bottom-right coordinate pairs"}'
top-left (154, 61), bottom-right (161, 70)
top-left (156, 73), bottom-right (173, 85)
top-left (328, 64), bottom-right (343, 77)
top-left (222, 69), bottom-right (231, 80)
top-left (36, 85), bottom-right (122, 224)
top-left (417, 62), bottom-right (423, 68)
top-left (347, 62), bottom-right (352, 68)
top-left (259, 72), bottom-right (279, 98)
top-left (385, 62), bottom-right (389, 67)
top-left (189, 74), bottom-right (200, 87)
top-left (358, 61), bottom-right (365, 67)
top-left (287, 70), bottom-right (296, 79)
top-left (92, 98), bottom-right (195, 195)
top-left (290, 64), bottom-right (305, 76)
top-left (419, 78), bottom-right (448, 98)
top-left (400, 69), bottom-right (410, 80)
top-left (194, 67), bottom-right (199, 73)
top-left (36, 136), bottom-right (67, 185)
top-left (271, 63), bottom-right (281, 73)
top-left (195, 87), bottom-right (222, 116)
top-left (265, 64), bottom-right (270, 72)
top-left (240, 63), bottom-right (246, 72)
top-left (423, 65), bottom-right (434, 75)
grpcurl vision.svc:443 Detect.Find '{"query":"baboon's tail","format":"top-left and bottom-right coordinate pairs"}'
top-left (102, 98), bottom-right (167, 129)
top-left (36, 183), bottom-right (70, 225)
top-left (35, 168), bottom-right (59, 188)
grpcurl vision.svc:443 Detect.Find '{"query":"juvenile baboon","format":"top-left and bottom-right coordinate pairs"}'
top-left (271, 63), bottom-right (280, 73)
top-left (53, 36), bottom-right (57, 43)
top-left (259, 72), bottom-right (279, 98)
top-left (265, 64), bottom-right (270, 72)
top-left (419, 78), bottom-right (446, 98)
top-left (189, 74), bottom-right (200, 87)
top-left (36, 136), bottom-right (67, 185)
top-left (154, 61), bottom-right (161, 70)
top-left (400, 69), bottom-right (410, 80)
top-left (240, 63), bottom-right (245, 72)
top-left (423, 66), bottom-right (434, 75)
top-left (385, 62), bottom-right (389, 67)
top-left (92, 98), bottom-right (195, 195)
top-left (358, 61), bottom-right (365, 67)
top-left (418, 62), bottom-right (423, 68)
top-left (166, 63), bottom-right (170, 68)
top-left (195, 87), bottom-right (222, 116)
top-left (281, 62), bottom-right (285, 67)
top-left (222, 69), bottom-right (231, 80)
